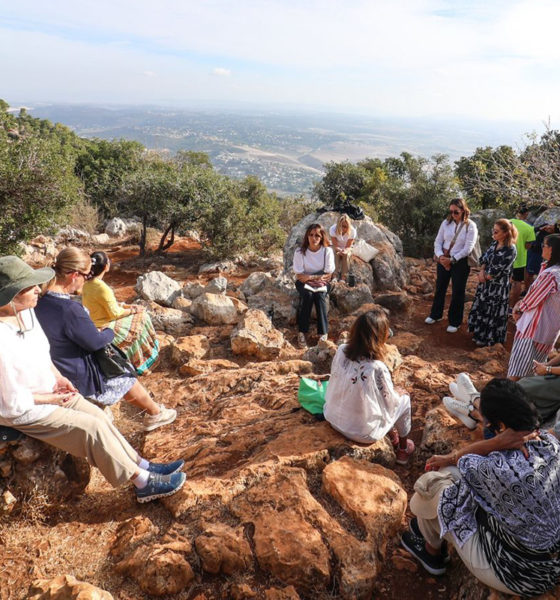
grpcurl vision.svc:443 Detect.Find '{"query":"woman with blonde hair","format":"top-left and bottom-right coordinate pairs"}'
top-left (82, 251), bottom-right (159, 375)
top-left (426, 198), bottom-right (478, 333)
top-left (35, 247), bottom-right (176, 431)
top-left (323, 308), bottom-right (414, 465)
top-left (467, 219), bottom-right (517, 346)
top-left (329, 214), bottom-right (357, 282)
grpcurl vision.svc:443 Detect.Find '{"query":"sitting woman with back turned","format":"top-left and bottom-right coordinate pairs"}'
top-left (323, 308), bottom-right (415, 465)
top-left (0, 256), bottom-right (185, 503)
top-left (35, 247), bottom-right (175, 432)
top-left (402, 378), bottom-right (560, 596)
top-left (293, 223), bottom-right (335, 349)
top-left (82, 251), bottom-right (159, 375)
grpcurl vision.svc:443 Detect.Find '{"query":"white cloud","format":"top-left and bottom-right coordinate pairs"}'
top-left (212, 67), bottom-right (231, 77)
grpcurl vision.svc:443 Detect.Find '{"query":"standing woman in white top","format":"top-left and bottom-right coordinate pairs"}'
top-left (293, 223), bottom-right (335, 348)
top-left (323, 308), bottom-right (415, 465)
top-left (329, 214), bottom-right (357, 282)
top-left (426, 198), bottom-right (478, 333)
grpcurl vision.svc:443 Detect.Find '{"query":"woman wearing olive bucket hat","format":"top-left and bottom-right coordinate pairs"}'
top-left (0, 256), bottom-right (185, 503)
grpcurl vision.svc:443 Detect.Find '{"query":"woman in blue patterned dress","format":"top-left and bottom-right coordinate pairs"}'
top-left (467, 219), bottom-right (517, 346)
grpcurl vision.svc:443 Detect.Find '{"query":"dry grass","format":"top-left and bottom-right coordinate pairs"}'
top-left (65, 196), bottom-right (101, 234)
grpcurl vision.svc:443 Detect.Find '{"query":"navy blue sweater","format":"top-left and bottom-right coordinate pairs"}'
top-left (35, 293), bottom-right (115, 397)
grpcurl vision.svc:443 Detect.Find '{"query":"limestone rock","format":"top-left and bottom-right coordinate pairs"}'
top-left (27, 575), bottom-right (113, 599)
top-left (142, 301), bottom-right (194, 336)
top-left (470, 344), bottom-right (508, 363)
top-left (182, 281), bottom-right (206, 299)
top-left (178, 358), bottom-right (239, 377)
top-left (12, 437), bottom-right (43, 465)
top-left (231, 309), bottom-right (286, 360)
top-left (253, 508), bottom-right (331, 589)
top-left (115, 542), bottom-right (194, 596)
top-left (110, 516), bottom-right (157, 559)
top-left (1, 489), bottom-right (16, 514)
top-left (170, 335), bottom-right (210, 365)
top-left (373, 292), bottom-right (411, 313)
top-left (105, 218), bottom-right (127, 237)
top-left (302, 339), bottom-right (338, 374)
top-left (322, 456), bottom-right (407, 553)
top-left (171, 296), bottom-right (193, 311)
top-left (481, 359), bottom-right (504, 375)
top-left (391, 332), bottom-right (423, 356)
top-left (247, 291), bottom-right (297, 326)
top-left (91, 233), bottom-right (110, 245)
top-left (198, 260), bottom-right (235, 274)
top-left (229, 583), bottom-right (258, 599)
top-left (331, 282), bottom-right (374, 313)
top-left (204, 276), bottom-right (228, 295)
top-left (55, 226), bottom-right (90, 243)
top-left (534, 207), bottom-right (560, 229)
top-left (241, 271), bottom-right (272, 297)
top-left (264, 586), bottom-right (301, 600)
top-left (194, 524), bottom-right (252, 575)
top-left (348, 256), bottom-right (375, 289)
top-left (135, 271), bottom-right (181, 306)
top-left (191, 293), bottom-right (239, 325)
top-left (421, 406), bottom-right (479, 455)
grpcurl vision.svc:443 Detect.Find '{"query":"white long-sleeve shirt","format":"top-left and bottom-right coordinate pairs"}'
top-left (293, 246), bottom-right (335, 275)
top-left (434, 219), bottom-right (478, 261)
top-left (323, 345), bottom-right (410, 443)
top-left (0, 309), bottom-right (57, 426)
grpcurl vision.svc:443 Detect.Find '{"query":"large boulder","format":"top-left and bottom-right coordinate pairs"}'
top-left (191, 293), bottom-right (239, 325)
top-left (283, 212), bottom-right (407, 292)
top-left (105, 218), bottom-right (127, 237)
top-left (141, 301), bottom-right (194, 336)
top-left (28, 575), bottom-right (113, 600)
top-left (330, 283), bottom-right (374, 314)
top-left (534, 207), bottom-right (560, 228)
top-left (135, 271), bottom-right (182, 307)
top-left (231, 309), bottom-right (287, 360)
top-left (241, 272), bottom-right (273, 297)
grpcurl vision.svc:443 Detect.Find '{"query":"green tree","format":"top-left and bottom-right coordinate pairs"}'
top-left (313, 161), bottom-right (371, 207)
top-left (175, 150), bottom-right (213, 169)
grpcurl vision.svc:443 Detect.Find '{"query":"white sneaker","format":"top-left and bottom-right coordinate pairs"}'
top-left (446, 325), bottom-right (458, 333)
top-left (319, 334), bottom-right (328, 342)
top-left (297, 332), bottom-right (307, 349)
top-left (455, 373), bottom-right (480, 404)
top-left (442, 396), bottom-right (478, 430)
top-left (424, 317), bottom-right (442, 324)
top-left (143, 404), bottom-right (177, 432)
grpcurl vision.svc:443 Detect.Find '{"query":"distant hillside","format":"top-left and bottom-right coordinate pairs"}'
top-left (27, 104), bottom-right (534, 196)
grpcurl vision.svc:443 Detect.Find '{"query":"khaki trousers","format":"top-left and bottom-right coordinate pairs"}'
top-left (335, 251), bottom-right (351, 279)
top-left (412, 468), bottom-right (515, 595)
top-left (15, 396), bottom-right (139, 487)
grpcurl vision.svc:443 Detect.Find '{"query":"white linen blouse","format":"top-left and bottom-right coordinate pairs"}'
top-left (433, 219), bottom-right (478, 261)
top-left (0, 309), bottom-right (57, 426)
top-left (329, 224), bottom-right (357, 248)
top-left (293, 246), bottom-right (335, 275)
top-left (323, 344), bottom-right (409, 443)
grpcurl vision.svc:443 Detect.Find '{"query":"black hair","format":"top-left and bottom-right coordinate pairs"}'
top-left (544, 234), bottom-right (560, 268)
top-left (480, 378), bottom-right (539, 432)
top-left (90, 251), bottom-right (109, 278)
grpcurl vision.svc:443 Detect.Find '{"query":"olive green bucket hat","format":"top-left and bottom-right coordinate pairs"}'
top-left (0, 256), bottom-right (54, 307)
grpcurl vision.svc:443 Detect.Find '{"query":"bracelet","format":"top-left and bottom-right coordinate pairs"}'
top-left (547, 366), bottom-right (552, 375)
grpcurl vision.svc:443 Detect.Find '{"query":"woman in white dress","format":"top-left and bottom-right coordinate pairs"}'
top-left (323, 307), bottom-right (415, 465)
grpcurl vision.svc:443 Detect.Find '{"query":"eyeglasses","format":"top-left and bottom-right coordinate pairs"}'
top-left (449, 210), bottom-right (461, 215)
top-left (74, 271), bottom-right (91, 280)
top-left (492, 229), bottom-right (501, 234)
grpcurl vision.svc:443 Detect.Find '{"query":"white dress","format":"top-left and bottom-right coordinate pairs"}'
top-left (323, 344), bottom-right (411, 443)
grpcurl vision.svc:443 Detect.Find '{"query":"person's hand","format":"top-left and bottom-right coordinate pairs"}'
top-left (426, 453), bottom-right (455, 471)
top-left (544, 224), bottom-right (555, 233)
top-left (478, 271), bottom-right (486, 283)
top-left (493, 427), bottom-right (538, 458)
top-left (34, 392), bottom-right (80, 406)
top-left (439, 256), bottom-right (451, 270)
top-left (54, 376), bottom-right (77, 394)
top-left (533, 361), bottom-right (548, 376)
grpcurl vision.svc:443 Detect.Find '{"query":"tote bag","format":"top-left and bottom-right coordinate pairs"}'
top-left (297, 377), bottom-right (328, 414)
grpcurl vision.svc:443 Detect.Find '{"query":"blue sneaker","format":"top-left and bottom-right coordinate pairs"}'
top-left (148, 459), bottom-right (185, 475)
top-left (135, 472), bottom-right (186, 503)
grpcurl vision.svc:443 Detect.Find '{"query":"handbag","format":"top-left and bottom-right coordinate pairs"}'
top-left (93, 343), bottom-right (137, 379)
top-left (297, 377), bottom-right (328, 414)
top-left (466, 221), bottom-right (482, 267)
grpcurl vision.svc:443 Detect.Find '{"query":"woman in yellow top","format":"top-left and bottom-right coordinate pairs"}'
top-left (82, 251), bottom-right (159, 375)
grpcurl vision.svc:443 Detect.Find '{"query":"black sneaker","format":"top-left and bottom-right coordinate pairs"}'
top-left (401, 530), bottom-right (447, 576)
top-left (409, 517), bottom-right (450, 564)
top-left (148, 459), bottom-right (185, 475)
top-left (135, 472), bottom-right (186, 503)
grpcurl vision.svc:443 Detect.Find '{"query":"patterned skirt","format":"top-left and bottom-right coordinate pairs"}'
top-left (110, 311), bottom-right (160, 375)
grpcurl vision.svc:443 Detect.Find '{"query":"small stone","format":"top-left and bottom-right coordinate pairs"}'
top-left (170, 335), bottom-right (210, 365)
top-left (1, 489), bottom-right (17, 513)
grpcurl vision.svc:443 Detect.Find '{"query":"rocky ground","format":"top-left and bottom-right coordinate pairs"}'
top-left (1, 232), bottom-right (556, 600)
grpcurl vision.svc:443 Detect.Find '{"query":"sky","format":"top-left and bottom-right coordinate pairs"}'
top-left (1, 0), bottom-right (559, 123)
